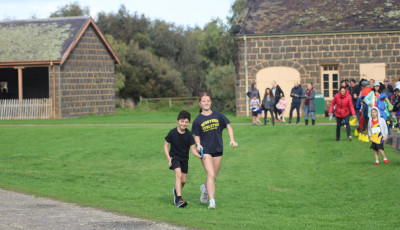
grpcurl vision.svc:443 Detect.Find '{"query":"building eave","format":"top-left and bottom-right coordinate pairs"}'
top-left (236, 29), bottom-right (400, 39)
top-left (0, 60), bottom-right (60, 68)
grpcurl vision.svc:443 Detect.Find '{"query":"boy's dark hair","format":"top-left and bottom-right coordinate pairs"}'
top-left (177, 110), bottom-right (191, 122)
top-left (252, 93), bottom-right (257, 97)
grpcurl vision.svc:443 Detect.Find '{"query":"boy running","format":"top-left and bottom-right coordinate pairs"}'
top-left (368, 107), bottom-right (389, 166)
top-left (163, 110), bottom-right (203, 207)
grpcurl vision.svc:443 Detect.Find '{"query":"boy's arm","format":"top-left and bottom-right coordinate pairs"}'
top-left (190, 145), bottom-right (203, 159)
top-left (163, 141), bottom-right (172, 166)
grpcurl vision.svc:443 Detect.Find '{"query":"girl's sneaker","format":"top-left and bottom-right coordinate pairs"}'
top-left (384, 159), bottom-right (389, 164)
top-left (200, 184), bottom-right (208, 204)
top-left (374, 162), bottom-right (379, 166)
top-left (208, 199), bottom-right (216, 209)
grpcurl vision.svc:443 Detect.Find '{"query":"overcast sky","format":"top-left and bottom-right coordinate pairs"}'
top-left (0, 0), bottom-right (234, 28)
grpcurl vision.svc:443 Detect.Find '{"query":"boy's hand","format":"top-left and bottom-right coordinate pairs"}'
top-left (383, 137), bottom-right (387, 142)
top-left (168, 158), bottom-right (172, 167)
top-left (230, 140), bottom-right (238, 148)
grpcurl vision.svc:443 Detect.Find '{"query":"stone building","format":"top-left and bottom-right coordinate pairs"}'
top-left (0, 16), bottom-right (120, 118)
top-left (234, 0), bottom-right (400, 116)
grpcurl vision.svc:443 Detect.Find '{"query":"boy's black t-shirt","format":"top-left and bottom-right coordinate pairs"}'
top-left (191, 111), bottom-right (230, 154)
top-left (165, 128), bottom-right (195, 160)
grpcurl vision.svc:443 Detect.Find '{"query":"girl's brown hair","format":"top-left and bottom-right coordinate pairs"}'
top-left (199, 92), bottom-right (212, 113)
top-left (263, 88), bottom-right (274, 99)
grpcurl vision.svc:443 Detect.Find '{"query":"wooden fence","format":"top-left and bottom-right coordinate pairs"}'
top-left (0, 98), bottom-right (52, 120)
top-left (140, 97), bottom-right (198, 109)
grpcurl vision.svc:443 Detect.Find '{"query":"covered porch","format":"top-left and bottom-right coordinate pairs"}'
top-left (0, 63), bottom-right (56, 120)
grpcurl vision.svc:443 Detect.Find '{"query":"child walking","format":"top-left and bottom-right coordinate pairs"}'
top-left (250, 93), bottom-right (260, 125)
top-left (192, 92), bottom-right (238, 209)
top-left (276, 96), bottom-right (287, 122)
top-left (368, 107), bottom-right (389, 166)
top-left (163, 110), bottom-right (203, 207)
top-left (262, 88), bottom-right (275, 126)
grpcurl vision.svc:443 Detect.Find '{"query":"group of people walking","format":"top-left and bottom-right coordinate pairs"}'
top-left (326, 77), bottom-right (394, 166)
top-left (248, 81), bottom-right (316, 126)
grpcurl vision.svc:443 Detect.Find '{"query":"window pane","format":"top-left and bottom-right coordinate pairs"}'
top-left (323, 74), bottom-right (329, 81)
top-left (332, 74), bottom-right (338, 81)
top-left (333, 90), bottom-right (338, 95)
top-left (324, 82), bottom-right (329, 89)
top-left (329, 66), bottom-right (333, 70)
top-left (334, 66), bottom-right (338, 70)
top-left (333, 82), bottom-right (338, 89)
top-left (324, 67), bottom-right (328, 71)
top-left (324, 90), bottom-right (329, 97)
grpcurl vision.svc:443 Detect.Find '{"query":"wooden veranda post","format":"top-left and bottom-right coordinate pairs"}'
top-left (15, 67), bottom-right (24, 101)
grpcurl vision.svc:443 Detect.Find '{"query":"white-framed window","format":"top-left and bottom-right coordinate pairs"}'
top-left (321, 66), bottom-right (339, 99)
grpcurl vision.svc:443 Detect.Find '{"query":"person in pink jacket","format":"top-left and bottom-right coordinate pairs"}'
top-left (276, 97), bottom-right (287, 122)
top-left (329, 86), bottom-right (357, 141)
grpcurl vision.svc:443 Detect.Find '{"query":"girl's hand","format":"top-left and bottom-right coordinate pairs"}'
top-left (197, 143), bottom-right (203, 152)
top-left (230, 140), bottom-right (238, 148)
top-left (369, 103), bottom-right (373, 107)
top-left (168, 158), bottom-right (172, 167)
top-left (383, 137), bottom-right (387, 142)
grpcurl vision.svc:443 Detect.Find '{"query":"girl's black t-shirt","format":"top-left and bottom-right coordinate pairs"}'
top-left (191, 111), bottom-right (230, 154)
top-left (165, 128), bottom-right (195, 160)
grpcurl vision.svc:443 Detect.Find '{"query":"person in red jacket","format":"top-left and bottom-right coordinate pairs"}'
top-left (329, 86), bottom-right (357, 141)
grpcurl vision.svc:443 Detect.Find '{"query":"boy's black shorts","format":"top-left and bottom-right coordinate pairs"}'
top-left (252, 111), bottom-right (258, 116)
top-left (370, 142), bottom-right (384, 151)
top-left (169, 158), bottom-right (188, 174)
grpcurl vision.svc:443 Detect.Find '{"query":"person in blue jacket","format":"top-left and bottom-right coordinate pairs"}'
top-left (288, 82), bottom-right (303, 124)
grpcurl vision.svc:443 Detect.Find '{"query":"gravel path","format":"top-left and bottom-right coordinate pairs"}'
top-left (0, 189), bottom-right (184, 230)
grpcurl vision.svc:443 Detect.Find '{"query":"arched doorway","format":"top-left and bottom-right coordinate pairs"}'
top-left (256, 67), bottom-right (301, 117)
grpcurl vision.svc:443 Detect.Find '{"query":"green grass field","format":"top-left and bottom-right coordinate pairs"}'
top-left (0, 110), bottom-right (399, 229)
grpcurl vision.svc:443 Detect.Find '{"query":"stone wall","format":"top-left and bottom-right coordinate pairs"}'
top-left (59, 25), bottom-right (116, 118)
top-left (235, 32), bottom-right (400, 116)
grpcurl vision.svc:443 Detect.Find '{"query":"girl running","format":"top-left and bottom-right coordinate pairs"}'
top-left (192, 92), bottom-right (238, 209)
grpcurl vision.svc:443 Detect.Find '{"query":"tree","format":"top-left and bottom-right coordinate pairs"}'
top-left (117, 41), bottom-right (189, 100)
top-left (205, 63), bottom-right (236, 112)
top-left (96, 5), bottom-right (150, 46)
top-left (228, 0), bottom-right (247, 29)
top-left (50, 2), bottom-right (90, 17)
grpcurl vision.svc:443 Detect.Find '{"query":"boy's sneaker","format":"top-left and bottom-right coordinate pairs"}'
top-left (348, 136), bottom-right (352, 141)
top-left (200, 184), bottom-right (208, 204)
top-left (384, 159), bottom-right (389, 164)
top-left (374, 162), bottom-right (379, 166)
top-left (172, 188), bottom-right (177, 204)
top-left (176, 199), bottom-right (187, 208)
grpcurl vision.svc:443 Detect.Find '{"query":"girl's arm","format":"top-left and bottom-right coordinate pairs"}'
top-left (364, 91), bottom-right (373, 107)
top-left (226, 124), bottom-right (238, 147)
top-left (190, 145), bottom-right (203, 159)
top-left (195, 136), bottom-right (202, 151)
top-left (163, 141), bottom-right (172, 166)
